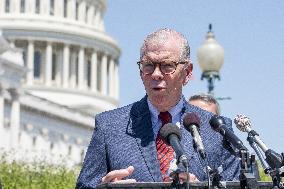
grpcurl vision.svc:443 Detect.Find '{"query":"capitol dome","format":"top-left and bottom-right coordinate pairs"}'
top-left (0, 0), bottom-right (120, 166)
top-left (0, 0), bottom-right (120, 115)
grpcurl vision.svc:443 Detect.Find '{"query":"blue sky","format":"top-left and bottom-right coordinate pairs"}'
top-left (104, 1), bottom-right (284, 154)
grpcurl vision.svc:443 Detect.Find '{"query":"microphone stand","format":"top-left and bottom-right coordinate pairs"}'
top-left (192, 140), bottom-right (212, 189)
top-left (208, 165), bottom-right (226, 189)
top-left (238, 148), bottom-right (258, 189)
top-left (171, 168), bottom-right (190, 189)
top-left (266, 153), bottom-right (284, 189)
top-left (194, 141), bottom-right (226, 189)
top-left (247, 134), bottom-right (271, 174)
top-left (170, 159), bottom-right (190, 189)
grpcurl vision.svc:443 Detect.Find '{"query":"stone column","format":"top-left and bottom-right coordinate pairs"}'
top-left (67, 0), bottom-right (76, 19)
top-left (114, 61), bottom-right (119, 99)
top-left (70, 51), bottom-right (77, 88)
top-left (20, 124), bottom-right (33, 153)
top-left (9, 88), bottom-right (20, 149)
top-left (94, 7), bottom-right (101, 29)
top-left (55, 49), bottom-right (62, 86)
top-left (100, 54), bottom-right (107, 95)
top-left (41, 0), bottom-right (49, 15)
top-left (55, 0), bottom-right (64, 17)
top-left (62, 44), bottom-right (70, 88)
top-left (0, 0), bottom-right (4, 14)
top-left (78, 1), bottom-right (86, 22)
top-left (26, 0), bottom-right (35, 13)
top-left (99, 12), bottom-right (105, 31)
top-left (9, 40), bottom-right (15, 48)
top-left (78, 47), bottom-right (85, 90)
top-left (19, 130), bottom-right (32, 152)
top-left (9, 0), bottom-right (18, 13)
top-left (26, 40), bottom-right (34, 85)
top-left (87, 5), bottom-right (94, 25)
top-left (108, 58), bottom-right (115, 97)
top-left (45, 42), bottom-right (52, 86)
top-left (0, 85), bottom-right (4, 133)
top-left (90, 51), bottom-right (97, 92)
top-left (59, 134), bottom-right (69, 156)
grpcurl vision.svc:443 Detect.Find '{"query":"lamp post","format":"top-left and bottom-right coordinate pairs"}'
top-left (197, 24), bottom-right (224, 95)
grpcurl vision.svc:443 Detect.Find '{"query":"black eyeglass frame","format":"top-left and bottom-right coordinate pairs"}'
top-left (137, 61), bottom-right (188, 75)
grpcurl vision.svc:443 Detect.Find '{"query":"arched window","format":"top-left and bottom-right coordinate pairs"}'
top-left (107, 59), bottom-right (110, 94)
top-left (75, 56), bottom-right (79, 85)
top-left (52, 53), bottom-right (57, 80)
top-left (5, 0), bottom-right (10, 13)
top-left (34, 51), bottom-right (41, 78)
top-left (85, 6), bottom-right (89, 23)
top-left (20, 0), bottom-right (25, 13)
top-left (23, 50), bottom-right (27, 67)
top-left (50, 0), bottom-right (54, 15)
top-left (35, 0), bottom-right (40, 14)
top-left (87, 59), bottom-right (91, 87)
top-left (97, 55), bottom-right (102, 91)
top-left (63, 0), bottom-right (67, 17)
top-left (75, 1), bottom-right (79, 20)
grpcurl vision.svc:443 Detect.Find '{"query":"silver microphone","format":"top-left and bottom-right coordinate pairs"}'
top-left (234, 114), bottom-right (283, 169)
top-left (234, 114), bottom-right (268, 152)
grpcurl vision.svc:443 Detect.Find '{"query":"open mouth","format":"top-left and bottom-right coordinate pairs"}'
top-left (153, 87), bottom-right (165, 91)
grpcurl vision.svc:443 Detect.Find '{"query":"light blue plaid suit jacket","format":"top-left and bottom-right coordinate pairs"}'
top-left (76, 96), bottom-right (240, 189)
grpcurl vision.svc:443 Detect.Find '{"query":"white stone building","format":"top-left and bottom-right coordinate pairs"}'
top-left (0, 0), bottom-right (120, 166)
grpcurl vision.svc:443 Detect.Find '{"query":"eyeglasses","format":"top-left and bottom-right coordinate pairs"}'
top-left (137, 61), bottom-right (188, 75)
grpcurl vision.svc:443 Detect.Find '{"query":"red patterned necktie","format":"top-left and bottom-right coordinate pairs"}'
top-left (156, 111), bottom-right (174, 182)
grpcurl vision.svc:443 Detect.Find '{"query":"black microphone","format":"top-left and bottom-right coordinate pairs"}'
top-left (234, 114), bottom-right (283, 169)
top-left (159, 123), bottom-right (189, 168)
top-left (183, 113), bottom-right (206, 159)
top-left (209, 115), bottom-right (247, 151)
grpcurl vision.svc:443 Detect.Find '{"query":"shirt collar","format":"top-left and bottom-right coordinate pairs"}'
top-left (147, 95), bottom-right (185, 120)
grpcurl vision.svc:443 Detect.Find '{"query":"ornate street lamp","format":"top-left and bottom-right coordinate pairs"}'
top-left (197, 24), bottom-right (224, 95)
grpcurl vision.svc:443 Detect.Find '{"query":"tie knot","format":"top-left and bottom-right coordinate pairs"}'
top-left (159, 111), bottom-right (172, 126)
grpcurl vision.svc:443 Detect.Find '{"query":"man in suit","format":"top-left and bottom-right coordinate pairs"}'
top-left (76, 28), bottom-right (240, 189)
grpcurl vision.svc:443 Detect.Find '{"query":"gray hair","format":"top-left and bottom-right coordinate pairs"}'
top-left (189, 93), bottom-right (220, 115)
top-left (140, 28), bottom-right (190, 61)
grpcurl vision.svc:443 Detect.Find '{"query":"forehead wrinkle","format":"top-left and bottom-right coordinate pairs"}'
top-left (142, 49), bottom-right (178, 62)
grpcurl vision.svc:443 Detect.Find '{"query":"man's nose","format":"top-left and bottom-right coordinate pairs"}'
top-left (151, 65), bottom-right (163, 80)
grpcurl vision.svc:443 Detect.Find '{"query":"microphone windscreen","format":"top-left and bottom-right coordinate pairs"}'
top-left (209, 115), bottom-right (225, 131)
top-left (159, 123), bottom-right (181, 144)
top-left (183, 113), bottom-right (201, 129)
top-left (234, 114), bottom-right (251, 132)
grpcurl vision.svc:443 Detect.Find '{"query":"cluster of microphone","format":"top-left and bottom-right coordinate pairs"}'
top-left (159, 112), bottom-right (284, 188)
top-left (159, 113), bottom-right (204, 170)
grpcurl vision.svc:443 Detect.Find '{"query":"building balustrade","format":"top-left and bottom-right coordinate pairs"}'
top-left (0, 0), bottom-right (105, 30)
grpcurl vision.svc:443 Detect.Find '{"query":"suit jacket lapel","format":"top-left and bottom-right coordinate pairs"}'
top-left (127, 96), bottom-right (162, 182)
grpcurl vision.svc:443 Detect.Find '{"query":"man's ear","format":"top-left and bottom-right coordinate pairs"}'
top-left (183, 63), bottom-right (193, 86)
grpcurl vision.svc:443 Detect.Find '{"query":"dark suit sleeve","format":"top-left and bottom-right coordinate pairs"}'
top-left (219, 117), bottom-right (241, 181)
top-left (76, 117), bottom-right (108, 189)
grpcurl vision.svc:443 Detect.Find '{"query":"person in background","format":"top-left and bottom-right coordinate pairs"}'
top-left (189, 93), bottom-right (220, 115)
